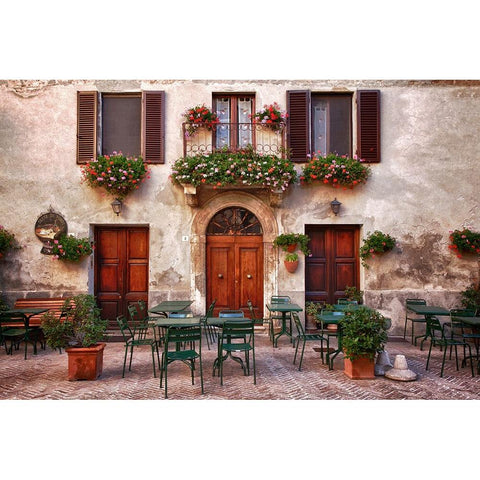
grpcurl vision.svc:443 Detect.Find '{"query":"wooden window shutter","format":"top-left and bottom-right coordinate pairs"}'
top-left (77, 91), bottom-right (97, 164)
top-left (143, 91), bottom-right (165, 163)
top-left (287, 90), bottom-right (311, 162)
top-left (357, 90), bottom-right (380, 163)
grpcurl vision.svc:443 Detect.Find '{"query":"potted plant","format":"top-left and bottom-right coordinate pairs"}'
top-left (41, 294), bottom-right (108, 381)
top-left (344, 285), bottom-right (364, 304)
top-left (249, 102), bottom-right (288, 132)
top-left (81, 151), bottom-right (150, 201)
top-left (182, 104), bottom-right (220, 136)
top-left (359, 230), bottom-right (396, 268)
top-left (299, 152), bottom-right (371, 189)
top-left (340, 307), bottom-right (388, 379)
top-left (0, 225), bottom-right (21, 258)
top-left (273, 233), bottom-right (311, 255)
top-left (305, 301), bottom-right (320, 330)
top-left (449, 228), bottom-right (480, 257)
top-left (50, 234), bottom-right (93, 262)
top-left (284, 252), bottom-right (299, 273)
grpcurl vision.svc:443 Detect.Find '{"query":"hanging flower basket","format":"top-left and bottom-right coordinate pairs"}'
top-left (360, 230), bottom-right (396, 268)
top-left (50, 234), bottom-right (94, 262)
top-left (449, 228), bottom-right (480, 257)
top-left (284, 253), bottom-right (299, 273)
top-left (81, 152), bottom-right (150, 200)
top-left (300, 152), bottom-right (371, 189)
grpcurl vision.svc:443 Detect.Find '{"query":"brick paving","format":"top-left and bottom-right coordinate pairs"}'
top-left (1, 331), bottom-right (480, 400)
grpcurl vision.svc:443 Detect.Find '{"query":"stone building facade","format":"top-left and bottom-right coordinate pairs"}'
top-left (0, 79), bottom-right (479, 335)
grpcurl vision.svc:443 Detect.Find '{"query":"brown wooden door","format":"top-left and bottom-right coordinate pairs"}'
top-left (305, 225), bottom-right (359, 305)
top-left (94, 226), bottom-right (149, 328)
top-left (206, 236), bottom-right (263, 318)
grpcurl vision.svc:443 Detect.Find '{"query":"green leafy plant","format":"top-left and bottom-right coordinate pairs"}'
top-left (305, 301), bottom-right (320, 316)
top-left (273, 233), bottom-right (311, 256)
top-left (299, 152), bottom-right (371, 189)
top-left (249, 102), bottom-right (288, 132)
top-left (81, 151), bottom-right (150, 200)
top-left (340, 307), bottom-right (388, 361)
top-left (344, 285), bottom-right (364, 304)
top-left (183, 104), bottom-right (220, 136)
top-left (284, 252), bottom-right (299, 262)
top-left (171, 146), bottom-right (297, 191)
top-left (0, 225), bottom-right (21, 255)
top-left (50, 234), bottom-right (93, 262)
top-left (41, 294), bottom-right (108, 349)
top-left (449, 228), bottom-right (480, 257)
top-left (360, 230), bottom-right (396, 268)
top-left (460, 283), bottom-right (480, 312)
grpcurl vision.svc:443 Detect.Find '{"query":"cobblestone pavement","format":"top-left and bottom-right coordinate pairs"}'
top-left (1, 331), bottom-right (480, 400)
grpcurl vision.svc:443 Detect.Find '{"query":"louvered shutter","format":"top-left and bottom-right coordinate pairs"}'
top-left (357, 90), bottom-right (380, 163)
top-left (77, 91), bottom-right (97, 164)
top-left (143, 91), bottom-right (165, 163)
top-left (287, 90), bottom-right (311, 162)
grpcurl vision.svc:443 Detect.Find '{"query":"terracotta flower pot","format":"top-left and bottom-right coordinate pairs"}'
top-left (287, 243), bottom-right (297, 253)
top-left (343, 355), bottom-right (375, 379)
top-left (284, 259), bottom-right (299, 273)
top-left (65, 342), bottom-right (106, 381)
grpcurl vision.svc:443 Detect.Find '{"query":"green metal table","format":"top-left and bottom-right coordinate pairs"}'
top-left (406, 304), bottom-right (450, 349)
top-left (148, 300), bottom-right (193, 317)
top-left (316, 312), bottom-right (346, 369)
top-left (266, 303), bottom-right (303, 347)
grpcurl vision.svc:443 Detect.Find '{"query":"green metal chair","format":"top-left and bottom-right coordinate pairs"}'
top-left (160, 325), bottom-right (204, 399)
top-left (127, 303), bottom-right (150, 340)
top-left (200, 298), bottom-right (216, 350)
top-left (0, 312), bottom-right (43, 359)
top-left (444, 308), bottom-right (475, 360)
top-left (247, 300), bottom-right (267, 327)
top-left (403, 298), bottom-right (428, 345)
top-left (116, 315), bottom-right (160, 378)
top-left (292, 312), bottom-right (329, 370)
top-left (218, 319), bottom-right (256, 385)
top-left (425, 316), bottom-right (474, 377)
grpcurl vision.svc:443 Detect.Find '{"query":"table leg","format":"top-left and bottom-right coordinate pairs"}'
top-left (273, 312), bottom-right (293, 348)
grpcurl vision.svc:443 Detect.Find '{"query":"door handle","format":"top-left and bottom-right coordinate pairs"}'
top-left (247, 274), bottom-right (252, 279)
top-left (218, 274), bottom-right (223, 278)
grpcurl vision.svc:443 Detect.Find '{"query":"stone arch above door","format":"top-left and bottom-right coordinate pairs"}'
top-left (189, 191), bottom-right (278, 312)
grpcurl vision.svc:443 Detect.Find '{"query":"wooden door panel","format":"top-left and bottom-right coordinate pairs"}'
top-left (95, 227), bottom-right (149, 327)
top-left (206, 235), bottom-right (263, 318)
top-left (306, 225), bottom-right (359, 305)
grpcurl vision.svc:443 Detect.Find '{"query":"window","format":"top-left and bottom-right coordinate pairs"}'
top-left (213, 94), bottom-right (255, 150)
top-left (77, 90), bottom-right (165, 164)
top-left (287, 90), bottom-right (380, 163)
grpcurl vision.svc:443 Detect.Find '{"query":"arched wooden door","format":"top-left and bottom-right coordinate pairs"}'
top-left (206, 207), bottom-right (264, 318)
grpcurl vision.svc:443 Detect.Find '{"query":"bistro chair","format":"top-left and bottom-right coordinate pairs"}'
top-left (247, 300), bottom-right (267, 327)
top-left (444, 309), bottom-right (475, 359)
top-left (403, 298), bottom-right (428, 345)
top-left (127, 303), bottom-right (150, 340)
top-left (425, 316), bottom-right (474, 378)
top-left (292, 312), bottom-right (329, 370)
top-left (201, 298), bottom-right (217, 350)
top-left (0, 312), bottom-right (43, 359)
top-left (116, 315), bottom-right (160, 378)
top-left (218, 319), bottom-right (256, 385)
top-left (160, 325), bottom-right (204, 399)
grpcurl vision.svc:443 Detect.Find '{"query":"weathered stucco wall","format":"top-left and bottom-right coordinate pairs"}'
top-left (0, 79), bottom-right (479, 334)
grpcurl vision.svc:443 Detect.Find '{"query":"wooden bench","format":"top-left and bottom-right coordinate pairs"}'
top-left (13, 297), bottom-right (73, 326)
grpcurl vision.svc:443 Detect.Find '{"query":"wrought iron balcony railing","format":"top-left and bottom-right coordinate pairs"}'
top-left (182, 122), bottom-right (286, 157)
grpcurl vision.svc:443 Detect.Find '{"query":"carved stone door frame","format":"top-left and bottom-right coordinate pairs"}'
top-left (189, 191), bottom-right (278, 314)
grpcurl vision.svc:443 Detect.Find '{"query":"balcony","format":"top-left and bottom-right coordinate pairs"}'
top-left (182, 121), bottom-right (286, 157)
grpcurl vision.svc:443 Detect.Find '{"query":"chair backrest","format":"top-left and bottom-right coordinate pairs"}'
top-left (219, 310), bottom-right (244, 318)
top-left (116, 315), bottom-right (133, 340)
top-left (165, 325), bottom-right (202, 350)
top-left (338, 299), bottom-right (358, 305)
top-left (292, 312), bottom-right (305, 337)
top-left (450, 308), bottom-right (475, 317)
top-left (0, 312), bottom-right (27, 331)
top-left (247, 300), bottom-right (263, 324)
top-left (221, 320), bottom-right (254, 340)
top-left (137, 300), bottom-right (148, 318)
top-left (127, 304), bottom-right (140, 322)
top-left (204, 299), bottom-right (216, 318)
top-left (406, 298), bottom-right (427, 306)
top-left (427, 316), bottom-right (444, 339)
top-left (271, 296), bottom-right (291, 304)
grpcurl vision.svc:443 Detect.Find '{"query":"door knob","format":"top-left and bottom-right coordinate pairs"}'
top-left (247, 274), bottom-right (252, 279)
top-left (218, 274), bottom-right (223, 278)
